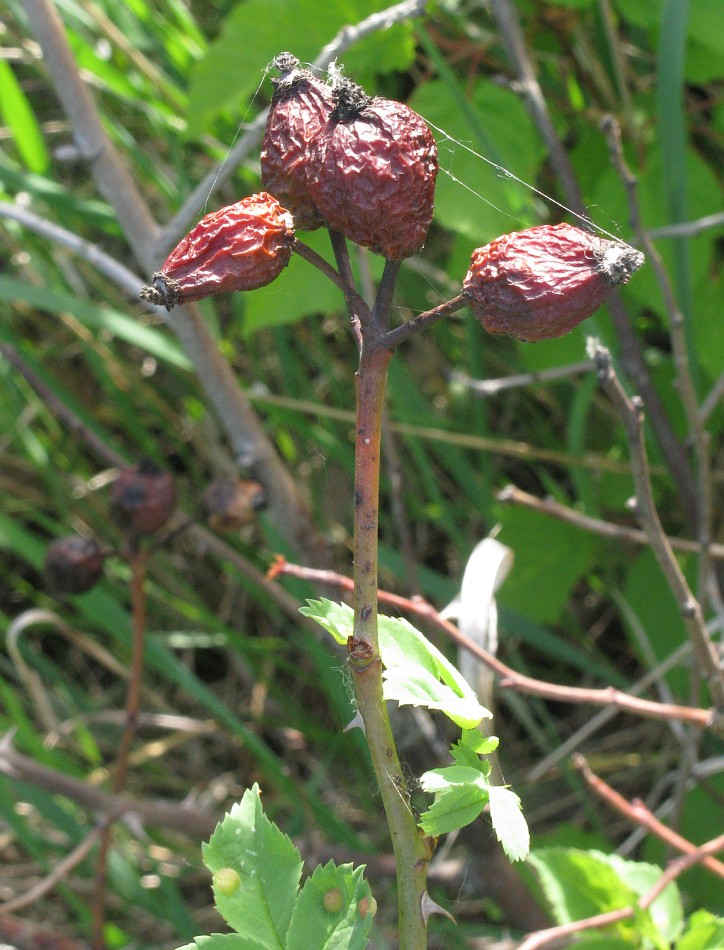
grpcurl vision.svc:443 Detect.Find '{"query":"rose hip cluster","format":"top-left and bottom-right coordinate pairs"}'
top-left (141, 52), bottom-right (644, 341)
top-left (45, 462), bottom-right (266, 596)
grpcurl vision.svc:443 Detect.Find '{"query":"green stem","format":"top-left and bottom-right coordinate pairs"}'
top-left (349, 271), bottom-right (431, 948)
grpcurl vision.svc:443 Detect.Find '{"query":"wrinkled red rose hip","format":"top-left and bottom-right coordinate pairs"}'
top-left (307, 77), bottom-right (438, 260)
top-left (463, 223), bottom-right (644, 341)
top-left (141, 193), bottom-right (294, 310)
top-left (261, 53), bottom-right (336, 231)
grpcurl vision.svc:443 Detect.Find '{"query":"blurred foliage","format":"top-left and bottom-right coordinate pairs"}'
top-left (0, 0), bottom-right (722, 946)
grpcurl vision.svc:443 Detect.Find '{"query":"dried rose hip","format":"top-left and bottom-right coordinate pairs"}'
top-left (463, 223), bottom-right (644, 342)
top-left (201, 476), bottom-right (267, 532)
top-left (306, 77), bottom-right (438, 260)
top-left (261, 53), bottom-right (335, 231)
top-left (109, 460), bottom-right (176, 536)
top-left (45, 535), bottom-right (104, 594)
top-left (141, 193), bottom-right (294, 310)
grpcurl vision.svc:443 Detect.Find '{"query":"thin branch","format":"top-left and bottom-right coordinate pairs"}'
top-left (590, 342), bottom-right (724, 711)
top-left (23, 0), bottom-right (160, 262)
top-left (0, 827), bottom-right (103, 916)
top-left (268, 558), bottom-right (718, 731)
top-left (602, 116), bottom-right (714, 601)
top-left (452, 360), bottom-right (595, 397)
top-left (647, 211), bottom-right (724, 240)
top-left (573, 755), bottom-right (724, 878)
top-left (490, 0), bottom-right (697, 529)
top-left (383, 294), bottom-right (468, 348)
top-left (0, 201), bottom-right (145, 299)
top-left (497, 484), bottom-right (724, 560)
top-left (0, 739), bottom-right (217, 838)
top-left (292, 239), bottom-right (370, 319)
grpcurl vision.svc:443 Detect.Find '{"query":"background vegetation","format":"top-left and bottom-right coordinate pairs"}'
top-left (0, 0), bottom-right (722, 947)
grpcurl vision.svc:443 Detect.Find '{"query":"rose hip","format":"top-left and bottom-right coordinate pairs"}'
top-left (307, 77), bottom-right (438, 260)
top-left (463, 223), bottom-right (644, 341)
top-left (110, 460), bottom-right (176, 536)
top-left (45, 535), bottom-right (104, 594)
top-left (261, 53), bottom-right (335, 231)
top-left (141, 193), bottom-right (294, 310)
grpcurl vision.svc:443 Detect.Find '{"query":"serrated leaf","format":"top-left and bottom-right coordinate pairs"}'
top-left (488, 786), bottom-right (530, 862)
top-left (377, 614), bottom-right (491, 728)
top-left (299, 599), bottom-right (353, 645)
top-left (176, 936), bottom-right (261, 950)
top-left (300, 600), bottom-right (491, 728)
top-left (418, 781), bottom-right (488, 836)
top-left (528, 848), bottom-right (640, 926)
top-left (286, 861), bottom-right (374, 950)
top-left (203, 785), bottom-right (303, 948)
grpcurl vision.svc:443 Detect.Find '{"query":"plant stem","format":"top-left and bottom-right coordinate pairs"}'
top-left (349, 261), bottom-right (431, 949)
top-left (92, 546), bottom-right (148, 949)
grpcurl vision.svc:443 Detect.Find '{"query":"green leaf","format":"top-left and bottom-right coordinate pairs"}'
top-left (488, 786), bottom-right (530, 863)
top-left (203, 785), bottom-right (303, 948)
top-left (377, 613), bottom-right (491, 728)
top-left (300, 599), bottom-right (491, 728)
top-left (299, 598), bottom-right (354, 645)
top-left (177, 937), bottom-right (261, 950)
top-left (676, 910), bottom-right (724, 949)
top-left (0, 60), bottom-right (50, 174)
top-left (528, 848), bottom-right (678, 944)
top-left (409, 77), bottom-right (545, 243)
top-left (450, 730), bottom-right (498, 771)
top-left (418, 767), bottom-right (489, 835)
top-left (286, 861), bottom-right (374, 950)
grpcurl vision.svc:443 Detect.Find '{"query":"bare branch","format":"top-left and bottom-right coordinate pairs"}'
top-left (498, 484), bottom-right (724, 560)
top-left (573, 755), bottom-right (724, 878)
top-left (590, 341), bottom-right (724, 711)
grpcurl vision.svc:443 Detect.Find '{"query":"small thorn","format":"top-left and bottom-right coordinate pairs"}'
top-left (421, 890), bottom-right (456, 926)
top-left (343, 710), bottom-right (365, 734)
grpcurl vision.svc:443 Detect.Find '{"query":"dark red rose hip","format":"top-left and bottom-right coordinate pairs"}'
top-left (261, 53), bottom-right (335, 231)
top-left (45, 535), bottom-right (104, 594)
top-left (463, 223), bottom-right (644, 341)
top-left (141, 193), bottom-right (294, 310)
top-left (307, 77), bottom-right (438, 260)
top-left (110, 460), bottom-right (176, 536)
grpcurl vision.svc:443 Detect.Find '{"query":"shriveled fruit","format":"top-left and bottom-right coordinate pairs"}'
top-left (45, 535), bottom-right (104, 594)
top-left (261, 53), bottom-right (335, 231)
top-left (307, 76), bottom-right (438, 260)
top-left (201, 477), bottom-right (266, 532)
top-left (463, 223), bottom-right (644, 342)
top-left (141, 193), bottom-right (294, 310)
top-left (109, 460), bottom-right (176, 536)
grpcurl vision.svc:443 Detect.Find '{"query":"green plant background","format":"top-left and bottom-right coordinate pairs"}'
top-left (0, 0), bottom-right (722, 946)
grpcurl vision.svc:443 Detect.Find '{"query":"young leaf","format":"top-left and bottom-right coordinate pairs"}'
top-left (418, 783), bottom-right (488, 836)
top-left (300, 599), bottom-right (491, 728)
top-left (202, 785), bottom-right (303, 948)
top-left (286, 861), bottom-right (375, 950)
top-left (299, 599), bottom-right (354, 645)
top-left (528, 848), bottom-right (643, 925)
top-left (377, 614), bottom-right (491, 728)
top-left (451, 730), bottom-right (499, 770)
top-left (177, 936), bottom-right (261, 950)
top-left (488, 786), bottom-right (530, 862)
